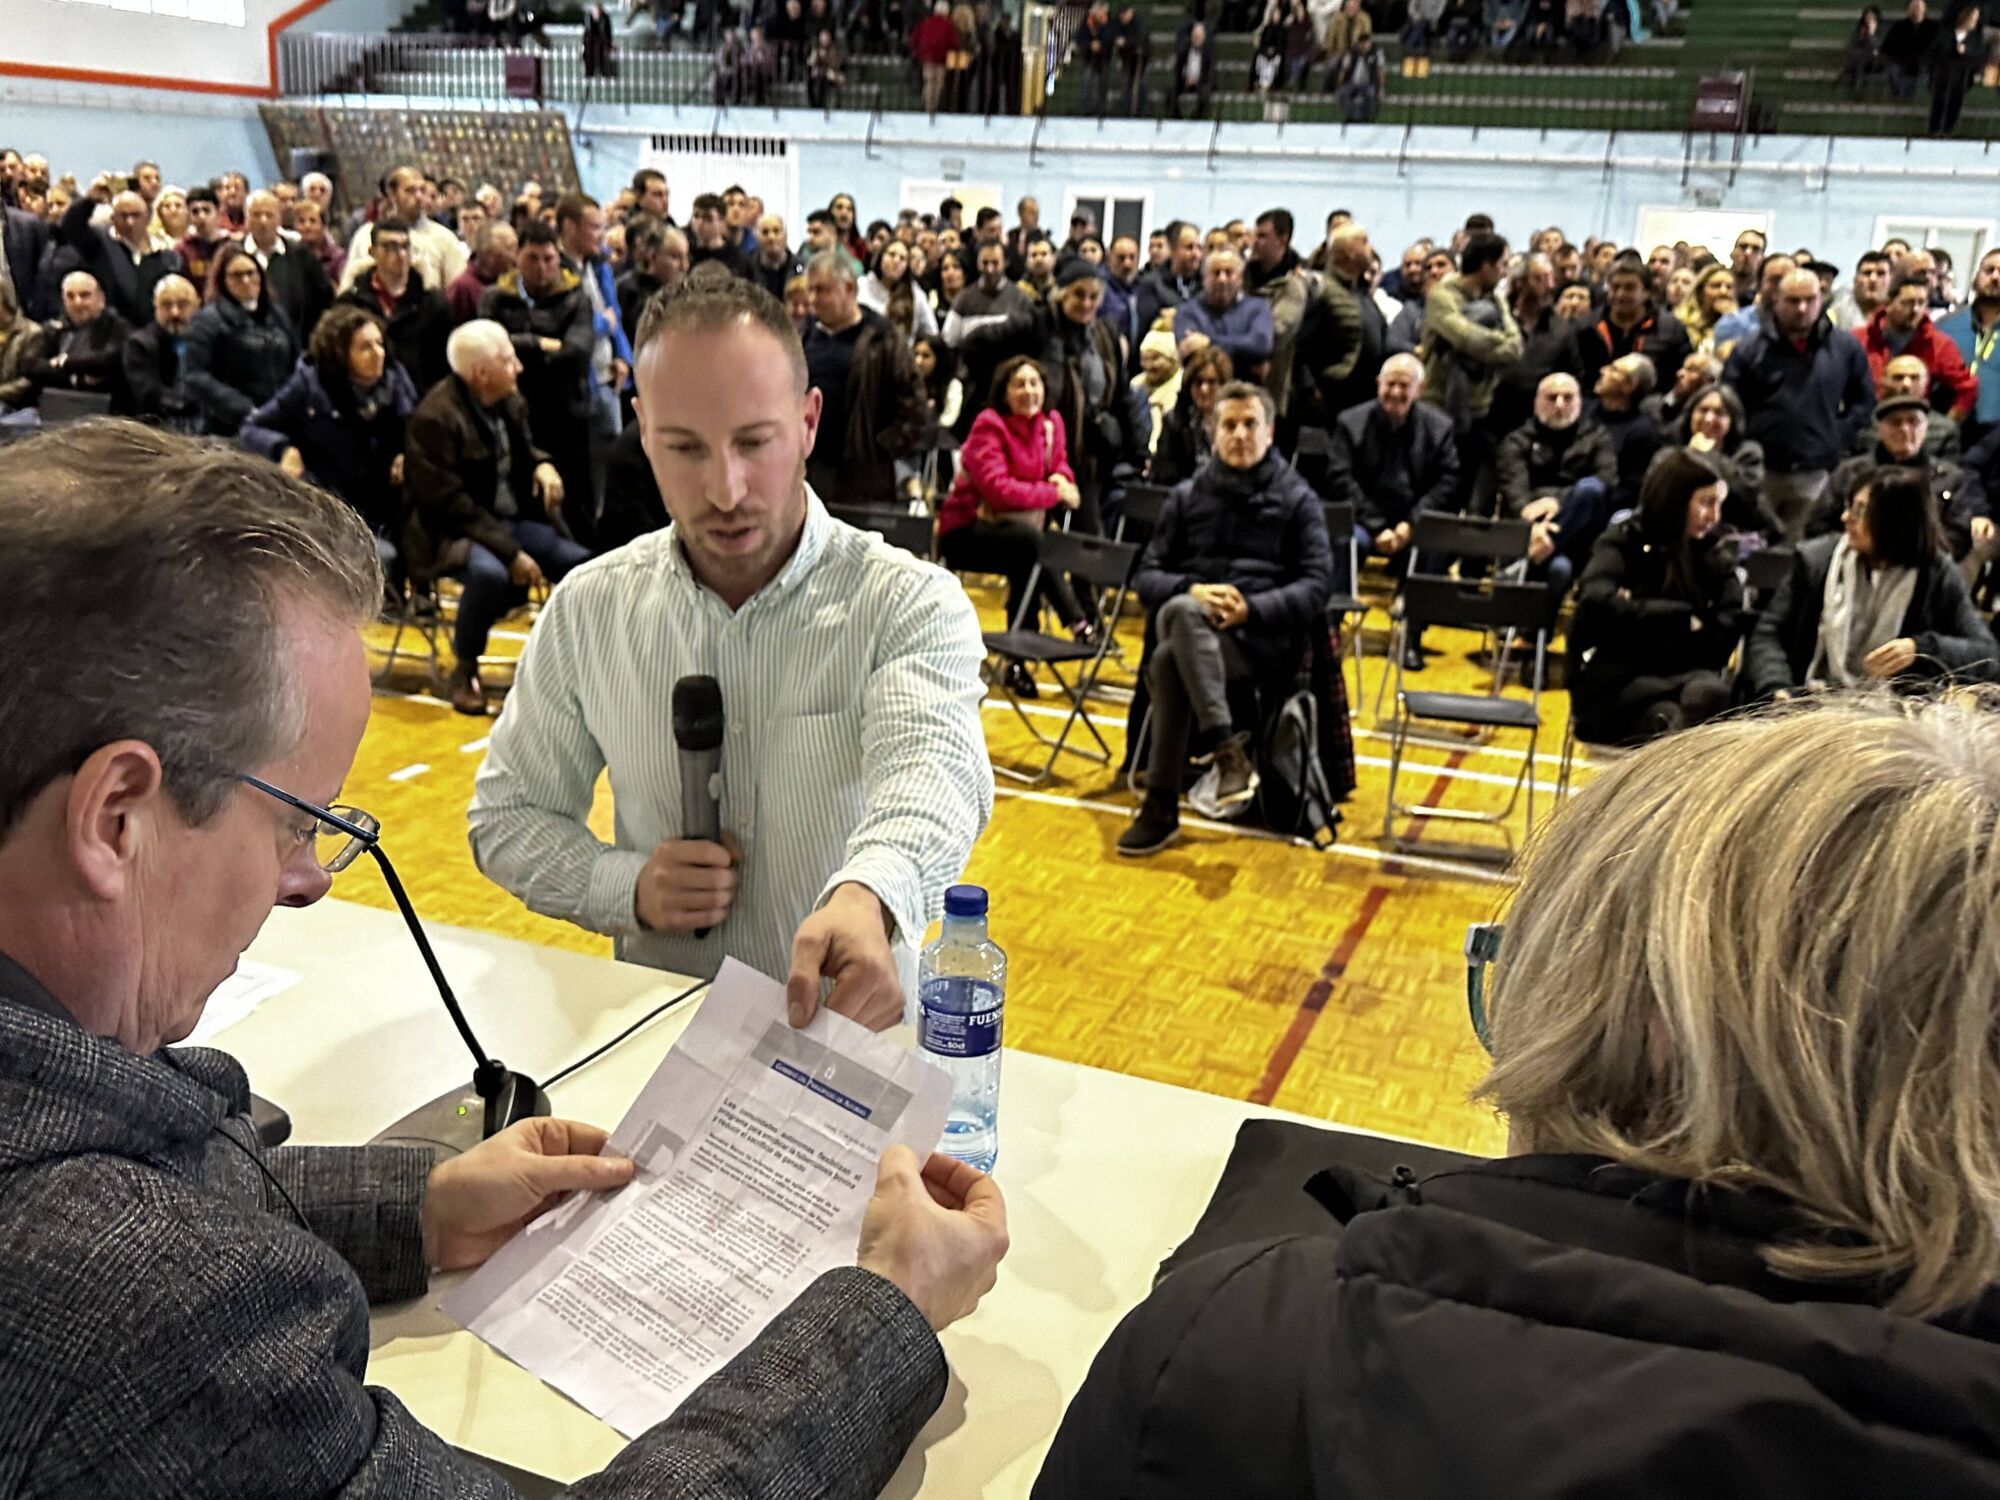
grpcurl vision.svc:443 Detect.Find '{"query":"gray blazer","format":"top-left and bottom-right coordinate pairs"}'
top-left (0, 955), bottom-right (946, 1498)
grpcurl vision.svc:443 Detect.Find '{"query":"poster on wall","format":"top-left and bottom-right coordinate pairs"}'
top-left (1634, 206), bottom-right (1774, 264)
top-left (900, 178), bottom-right (1004, 222)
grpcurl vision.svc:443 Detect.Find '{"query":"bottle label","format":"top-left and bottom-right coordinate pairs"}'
top-left (918, 978), bottom-right (1002, 1059)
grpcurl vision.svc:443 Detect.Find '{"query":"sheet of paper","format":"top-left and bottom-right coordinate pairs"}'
top-left (443, 958), bottom-right (951, 1437)
top-left (187, 959), bottom-right (301, 1045)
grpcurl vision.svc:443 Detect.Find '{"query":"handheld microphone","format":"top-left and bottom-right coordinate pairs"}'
top-left (673, 674), bottom-right (726, 937)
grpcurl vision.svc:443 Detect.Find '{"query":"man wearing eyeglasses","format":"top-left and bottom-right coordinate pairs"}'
top-left (0, 420), bottom-right (1007, 1496)
top-left (332, 216), bottom-right (454, 394)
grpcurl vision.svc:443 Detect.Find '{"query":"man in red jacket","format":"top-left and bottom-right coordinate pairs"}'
top-left (1859, 270), bottom-right (1977, 420)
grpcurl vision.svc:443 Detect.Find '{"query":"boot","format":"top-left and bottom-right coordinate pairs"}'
top-left (1211, 731), bottom-right (1260, 811)
top-left (1116, 792), bottom-right (1182, 857)
top-left (447, 662), bottom-right (488, 716)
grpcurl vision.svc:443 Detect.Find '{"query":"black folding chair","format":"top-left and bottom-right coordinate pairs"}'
top-left (982, 528), bottom-right (1140, 785)
top-left (1383, 573), bottom-right (1550, 859)
top-left (1293, 425), bottom-right (1333, 494)
top-left (1372, 512), bottom-right (1535, 717)
top-left (828, 502), bottom-right (936, 559)
top-left (1740, 544), bottom-right (1793, 605)
top-left (1115, 481), bottom-right (1172, 549)
top-left (1321, 499), bottom-right (1369, 715)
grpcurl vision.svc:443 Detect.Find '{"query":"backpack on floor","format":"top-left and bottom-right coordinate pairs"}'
top-left (1258, 688), bottom-right (1341, 850)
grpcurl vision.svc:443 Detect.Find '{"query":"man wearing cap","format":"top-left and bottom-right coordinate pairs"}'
top-left (1817, 392), bottom-right (1992, 579)
top-left (1854, 356), bottom-right (1963, 459)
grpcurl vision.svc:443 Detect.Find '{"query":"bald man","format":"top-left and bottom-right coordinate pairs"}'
top-left (121, 273), bottom-right (202, 429)
top-left (1723, 267), bottom-right (1876, 540)
top-left (59, 187), bottom-right (183, 325)
top-left (28, 271), bottom-right (132, 403)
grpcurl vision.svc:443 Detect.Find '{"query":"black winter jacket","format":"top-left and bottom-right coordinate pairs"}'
top-left (1327, 399), bottom-right (1459, 534)
top-left (334, 272), bottom-right (453, 395)
top-left (401, 374), bottom-right (554, 582)
top-left (241, 358), bottom-right (419, 535)
top-left (1812, 444), bottom-right (1988, 561)
top-left (478, 269), bottom-right (595, 429)
top-left (1136, 450), bottom-right (1333, 670)
top-left (1569, 516), bottom-right (1744, 727)
top-left (1722, 319), bottom-right (1876, 472)
top-left (1744, 533), bottom-right (2000, 698)
top-left (1034, 1148), bottom-right (2000, 1500)
top-left (1495, 416), bottom-right (1617, 517)
top-left (181, 297), bottom-right (297, 436)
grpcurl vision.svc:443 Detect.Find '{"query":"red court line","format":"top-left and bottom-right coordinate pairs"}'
top-left (1250, 883), bottom-right (1391, 1106)
top-left (1251, 747), bottom-right (1470, 1105)
top-left (1, 0), bottom-right (332, 100)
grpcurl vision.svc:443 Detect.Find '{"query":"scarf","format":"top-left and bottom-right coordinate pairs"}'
top-left (1808, 538), bottom-right (1917, 690)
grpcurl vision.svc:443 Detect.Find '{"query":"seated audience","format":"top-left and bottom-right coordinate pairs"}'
top-left (1812, 393), bottom-right (1992, 574)
top-left (333, 218), bottom-right (453, 394)
top-left (59, 188), bottom-right (180, 328)
top-left (28, 269), bottom-right (132, 408)
top-left (1856, 270), bottom-right (1977, 419)
top-left (1133, 328), bottom-right (1183, 454)
top-left (1745, 463), bottom-right (1997, 699)
top-left (447, 220), bottom-right (518, 324)
top-left (802, 250), bottom-right (930, 506)
top-left (403, 319), bottom-right (589, 715)
top-left (1641, 348), bottom-right (1718, 431)
top-left (241, 304), bottom-right (418, 576)
top-left (119, 272), bottom-right (202, 431)
top-left (1497, 371), bottom-right (1618, 623)
top-left (1665, 382), bottom-right (1779, 538)
top-left (1122, 381), bottom-right (1331, 857)
top-left (938, 354), bottom-right (1091, 688)
top-left (0, 420), bottom-right (1006, 1500)
top-left (232, 189), bottom-right (331, 343)
top-left (1038, 692), bottom-right (2000, 1496)
top-left (1151, 344), bottom-right (1233, 485)
top-left (1326, 352), bottom-right (1460, 666)
top-left (1568, 448), bottom-right (1743, 745)
top-left (1172, 248), bottom-right (1275, 374)
top-left (913, 331), bottom-right (964, 436)
top-left (182, 250), bottom-right (296, 437)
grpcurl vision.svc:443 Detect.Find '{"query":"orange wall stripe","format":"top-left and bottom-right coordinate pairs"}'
top-left (1, 0), bottom-right (338, 102)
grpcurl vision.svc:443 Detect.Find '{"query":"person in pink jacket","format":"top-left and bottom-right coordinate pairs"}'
top-left (939, 353), bottom-right (1095, 692)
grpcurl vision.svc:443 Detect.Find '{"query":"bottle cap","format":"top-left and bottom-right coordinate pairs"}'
top-left (943, 884), bottom-right (988, 918)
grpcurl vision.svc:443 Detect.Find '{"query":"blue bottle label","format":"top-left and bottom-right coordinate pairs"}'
top-left (918, 979), bottom-right (1002, 1059)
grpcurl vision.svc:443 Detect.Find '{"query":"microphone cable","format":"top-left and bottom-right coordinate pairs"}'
top-left (540, 975), bottom-right (709, 1091)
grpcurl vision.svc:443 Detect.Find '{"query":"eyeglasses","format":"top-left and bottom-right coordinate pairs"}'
top-left (239, 773), bottom-right (381, 873)
top-left (1464, 922), bottom-right (1501, 1053)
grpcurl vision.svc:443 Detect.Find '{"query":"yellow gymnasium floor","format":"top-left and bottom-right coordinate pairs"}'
top-left (343, 573), bottom-right (1588, 1158)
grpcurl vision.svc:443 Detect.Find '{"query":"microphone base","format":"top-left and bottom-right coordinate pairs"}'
top-left (370, 1070), bottom-right (552, 1160)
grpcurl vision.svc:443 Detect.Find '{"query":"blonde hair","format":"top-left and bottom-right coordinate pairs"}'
top-left (1479, 695), bottom-right (2000, 1318)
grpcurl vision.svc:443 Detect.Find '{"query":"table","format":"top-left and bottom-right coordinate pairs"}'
top-left (222, 898), bottom-right (1387, 1497)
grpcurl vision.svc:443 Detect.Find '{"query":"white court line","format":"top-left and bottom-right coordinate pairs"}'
top-left (990, 783), bottom-right (1516, 885)
top-left (387, 763), bottom-right (432, 783)
top-left (460, 736), bottom-right (491, 753)
top-left (374, 687), bottom-right (453, 710)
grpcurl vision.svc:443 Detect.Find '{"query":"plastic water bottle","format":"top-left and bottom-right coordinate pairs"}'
top-left (917, 884), bottom-right (1005, 1173)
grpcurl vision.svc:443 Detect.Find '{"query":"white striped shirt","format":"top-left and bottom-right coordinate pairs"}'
top-left (467, 492), bottom-right (993, 999)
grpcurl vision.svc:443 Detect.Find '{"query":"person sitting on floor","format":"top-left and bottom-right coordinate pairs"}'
top-left (1036, 691), bottom-right (2000, 1499)
top-left (1744, 463), bottom-right (1998, 701)
top-left (1325, 352), bottom-right (1460, 669)
top-left (1568, 448), bottom-right (1745, 747)
top-left (1120, 380), bottom-right (1331, 858)
top-left (938, 354), bottom-right (1093, 699)
top-left (402, 319), bottom-right (588, 716)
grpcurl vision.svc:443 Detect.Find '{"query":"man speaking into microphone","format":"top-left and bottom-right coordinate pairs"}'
top-left (467, 275), bottom-right (991, 1029)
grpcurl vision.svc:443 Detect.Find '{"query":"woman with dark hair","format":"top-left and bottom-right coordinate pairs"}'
top-left (925, 248), bottom-right (969, 319)
top-left (1645, 382), bottom-right (1781, 539)
top-left (181, 248), bottom-right (298, 436)
top-left (937, 354), bottom-right (1092, 690)
top-left (1569, 448), bottom-right (1745, 745)
top-left (1839, 5), bottom-right (1886, 94)
top-left (1149, 344), bottom-right (1233, 485)
top-left (240, 303), bottom-right (419, 574)
top-left (1745, 464), bottom-right (2000, 699)
top-left (858, 238), bottom-right (938, 340)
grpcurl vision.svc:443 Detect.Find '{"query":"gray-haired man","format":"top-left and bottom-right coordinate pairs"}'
top-left (0, 420), bottom-right (1006, 1496)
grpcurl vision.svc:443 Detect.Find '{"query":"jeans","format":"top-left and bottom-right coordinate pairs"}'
top-left (587, 383), bottom-right (623, 530)
top-left (452, 520), bottom-right (592, 668)
top-left (1524, 476), bottom-right (1607, 625)
top-left (1146, 592), bottom-right (1252, 791)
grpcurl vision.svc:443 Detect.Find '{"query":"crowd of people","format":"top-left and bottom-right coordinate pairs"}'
top-left (6, 144), bottom-right (2000, 801)
top-left (1843, 1), bottom-right (2000, 135)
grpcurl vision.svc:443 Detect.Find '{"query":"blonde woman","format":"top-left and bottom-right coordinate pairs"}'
top-left (1676, 262), bottom-right (1737, 354)
top-left (1039, 694), bottom-right (2000, 1496)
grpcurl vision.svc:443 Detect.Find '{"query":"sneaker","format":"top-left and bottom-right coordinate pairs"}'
top-left (1116, 796), bottom-right (1182, 857)
top-left (1211, 732), bottom-right (1260, 811)
top-left (447, 664), bottom-right (489, 717)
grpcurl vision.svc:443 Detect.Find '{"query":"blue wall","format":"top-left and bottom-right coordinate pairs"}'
top-left (11, 85), bottom-right (2000, 275)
